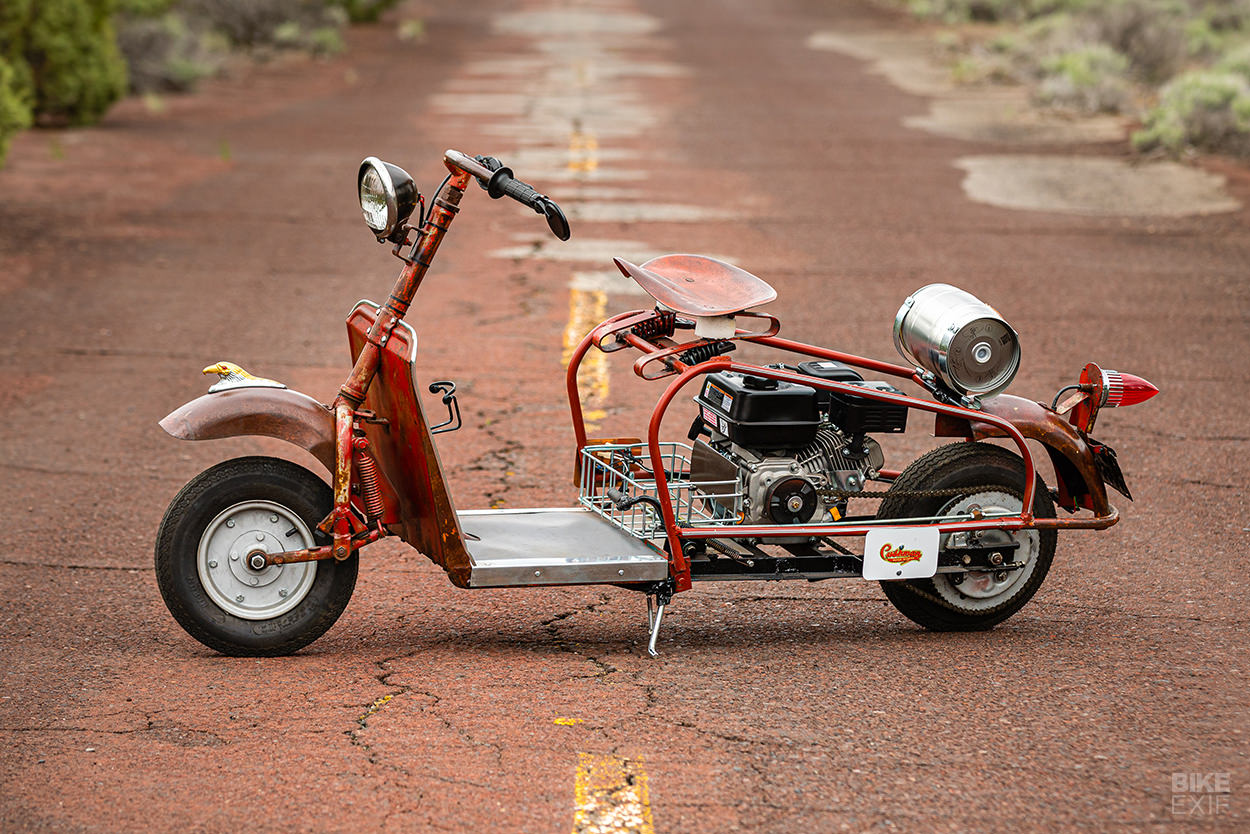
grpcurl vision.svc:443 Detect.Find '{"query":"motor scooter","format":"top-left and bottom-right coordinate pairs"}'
top-left (156, 149), bottom-right (1157, 657)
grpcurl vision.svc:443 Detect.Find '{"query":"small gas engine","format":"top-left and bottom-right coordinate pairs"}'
top-left (689, 362), bottom-right (909, 526)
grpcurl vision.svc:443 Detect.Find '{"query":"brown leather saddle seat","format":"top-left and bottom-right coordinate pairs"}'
top-left (613, 254), bottom-right (777, 317)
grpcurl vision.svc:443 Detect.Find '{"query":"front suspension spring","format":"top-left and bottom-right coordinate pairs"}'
top-left (354, 445), bottom-right (386, 521)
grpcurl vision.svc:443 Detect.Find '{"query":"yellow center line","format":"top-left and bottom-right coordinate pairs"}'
top-left (563, 287), bottom-right (609, 431)
top-left (572, 753), bottom-right (655, 834)
top-left (357, 693), bottom-right (393, 722)
top-left (562, 127), bottom-right (608, 432)
top-left (569, 129), bottom-right (600, 173)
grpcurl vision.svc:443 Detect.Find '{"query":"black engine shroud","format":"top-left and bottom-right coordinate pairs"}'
top-left (694, 363), bottom-right (909, 450)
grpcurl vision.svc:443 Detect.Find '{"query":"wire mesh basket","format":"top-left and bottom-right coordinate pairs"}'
top-left (578, 442), bottom-right (743, 541)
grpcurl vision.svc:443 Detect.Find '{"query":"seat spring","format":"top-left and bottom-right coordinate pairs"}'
top-left (631, 310), bottom-right (676, 341)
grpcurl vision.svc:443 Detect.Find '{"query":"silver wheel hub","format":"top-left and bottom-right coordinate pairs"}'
top-left (933, 490), bottom-right (1039, 611)
top-left (197, 500), bottom-right (317, 620)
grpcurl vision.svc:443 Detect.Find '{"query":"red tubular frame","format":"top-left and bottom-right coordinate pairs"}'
top-left (566, 312), bottom-right (1119, 592)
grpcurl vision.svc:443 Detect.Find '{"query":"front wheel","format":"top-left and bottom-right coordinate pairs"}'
top-left (155, 456), bottom-right (358, 656)
top-left (876, 442), bottom-right (1057, 631)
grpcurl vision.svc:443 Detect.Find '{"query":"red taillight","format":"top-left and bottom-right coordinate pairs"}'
top-left (1102, 369), bottom-right (1158, 408)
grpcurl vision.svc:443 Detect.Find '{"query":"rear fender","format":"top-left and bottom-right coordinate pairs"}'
top-left (935, 394), bottom-right (1110, 515)
top-left (159, 388), bottom-right (336, 475)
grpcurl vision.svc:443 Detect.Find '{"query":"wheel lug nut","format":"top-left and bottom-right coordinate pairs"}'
top-left (235, 594), bottom-right (245, 603)
top-left (270, 514), bottom-right (279, 523)
top-left (255, 533), bottom-right (265, 542)
top-left (208, 560), bottom-right (218, 569)
top-left (230, 552), bottom-right (239, 561)
top-left (226, 519), bottom-right (235, 528)
top-left (278, 588), bottom-right (288, 598)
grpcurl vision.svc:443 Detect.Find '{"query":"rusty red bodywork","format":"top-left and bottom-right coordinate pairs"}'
top-left (935, 395), bottom-right (1110, 516)
top-left (346, 301), bottom-right (471, 586)
top-left (162, 149), bottom-right (1129, 596)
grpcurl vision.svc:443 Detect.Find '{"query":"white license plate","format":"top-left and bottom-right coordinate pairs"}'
top-left (862, 527), bottom-right (940, 581)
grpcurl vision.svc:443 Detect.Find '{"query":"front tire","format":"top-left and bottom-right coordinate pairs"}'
top-left (876, 442), bottom-right (1057, 631)
top-left (155, 456), bottom-right (358, 656)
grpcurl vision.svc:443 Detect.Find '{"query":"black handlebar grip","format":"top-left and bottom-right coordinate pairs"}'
top-left (474, 154), bottom-right (572, 241)
top-left (486, 167), bottom-right (541, 209)
top-left (499, 176), bottom-right (541, 208)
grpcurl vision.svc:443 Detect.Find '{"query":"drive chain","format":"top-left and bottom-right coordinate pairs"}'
top-left (818, 484), bottom-right (998, 502)
top-left (892, 577), bottom-right (973, 613)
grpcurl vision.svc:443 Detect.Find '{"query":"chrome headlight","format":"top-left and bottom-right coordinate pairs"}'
top-left (358, 156), bottom-right (418, 242)
top-left (893, 284), bottom-right (1020, 399)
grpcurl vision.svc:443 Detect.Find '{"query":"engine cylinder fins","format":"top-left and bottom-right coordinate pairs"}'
top-left (797, 429), bottom-right (884, 475)
top-left (894, 283), bottom-right (1020, 398)
top-left (765, 477), bottom-right (819, 524)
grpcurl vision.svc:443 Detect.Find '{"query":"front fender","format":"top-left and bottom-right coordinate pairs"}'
top-left (936, 394), bottom-right (1110, 515)
top-left (159, 387), bottom-right (336, 474)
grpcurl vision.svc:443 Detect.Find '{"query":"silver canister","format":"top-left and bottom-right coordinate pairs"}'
top-left (893, 283), bottom-right (1020, 398)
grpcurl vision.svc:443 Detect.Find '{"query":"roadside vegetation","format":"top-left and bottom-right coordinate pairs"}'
top-left (0, 0), bottom-right (401, 167)
top-left (897, 0), bottom-right (1250, 158)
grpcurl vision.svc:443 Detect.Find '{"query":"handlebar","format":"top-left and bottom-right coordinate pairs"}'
top-left (443, 148), bottom-right (571, 241)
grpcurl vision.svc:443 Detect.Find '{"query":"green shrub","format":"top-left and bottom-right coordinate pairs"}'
top-left (1133, 69), bottom-right (1250, 154)
top-left (116, 11), bottom-right (223, 92)
top-left (181, 0), bottom-right (344, 52)
top-left (1036, 44), bottom-right (1133, 110)
top-left (1089, 0), bottom-right (1189, 82)
top-left (0, 0), bottom-right (128, 126)
top-left (906, 0), bottom-right (1091, 23)
top-left (1215, 40), bottom-right (1250, 80)
top-left (115, 0), bottom-right (178, 14)
top-left (0, 57), bottom-right (33, 166)
top-left (330, 0), bottom-right (400, 24)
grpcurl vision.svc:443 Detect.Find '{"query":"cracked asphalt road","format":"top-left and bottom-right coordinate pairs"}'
top-left (1, 0), bottom-right (1247, 831)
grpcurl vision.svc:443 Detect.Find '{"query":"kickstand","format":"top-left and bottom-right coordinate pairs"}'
top-left (645, 586), bottom-right (672, 658)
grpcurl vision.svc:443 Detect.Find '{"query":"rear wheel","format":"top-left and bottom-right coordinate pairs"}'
top-left (155, 456), bottom-right (358, 656)
top-left (876, 442), bottom-right (1056, 631)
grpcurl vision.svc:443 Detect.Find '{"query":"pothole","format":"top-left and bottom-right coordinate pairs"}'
top-left (955, 155), bottom-right (1242, 217)
top-left (807, 29), bottom-right (1128, 146)
top-left (905, 92), bottom-right (1126, 145)
top-left (806, 30), bottom-right (950, 97)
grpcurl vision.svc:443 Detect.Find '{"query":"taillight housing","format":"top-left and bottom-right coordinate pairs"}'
top-left (1100, 369), bottom-right (1158, 408)
top-left (1064, 363), bottom-right (1158, 434)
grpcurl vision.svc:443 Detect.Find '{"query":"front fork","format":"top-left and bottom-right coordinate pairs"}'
top-left (256, 404), bottom-right (387, 568)
top-left (323, 402), bottom-right (399, 559)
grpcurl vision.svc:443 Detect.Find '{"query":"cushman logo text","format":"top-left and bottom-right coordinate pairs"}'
top-left (880, 544), bottom-right (923, 565)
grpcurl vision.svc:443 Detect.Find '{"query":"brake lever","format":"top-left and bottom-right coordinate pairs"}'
top-left (537, 196), bottom-right (571, 241)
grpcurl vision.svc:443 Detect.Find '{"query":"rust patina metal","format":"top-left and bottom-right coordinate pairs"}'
top-left (935, 395), bottom-right (1112, 518)
top-left (159, 388), bottom-right (336, 472)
